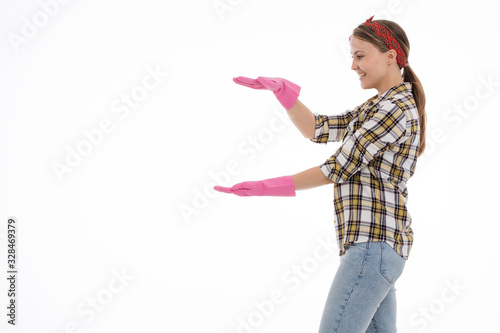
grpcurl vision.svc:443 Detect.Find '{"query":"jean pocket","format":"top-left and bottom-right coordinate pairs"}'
top-left (380, 243), bottom-right (406, 284)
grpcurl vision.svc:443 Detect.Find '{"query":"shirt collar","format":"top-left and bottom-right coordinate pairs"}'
top-left (367, 82), bottom-right (412, 106)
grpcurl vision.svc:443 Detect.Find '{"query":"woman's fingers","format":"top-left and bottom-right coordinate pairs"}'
top-left (214, 186), bottom-right (233, 193)
top-left (233, 76), bottom-right (266, 89)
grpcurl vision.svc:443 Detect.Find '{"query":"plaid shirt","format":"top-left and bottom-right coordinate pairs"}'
top-left (311, 82), bottom-right (420, 259)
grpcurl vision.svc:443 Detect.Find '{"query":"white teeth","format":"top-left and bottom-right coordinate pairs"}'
top-left (359, 73), bottom-right (366, 78)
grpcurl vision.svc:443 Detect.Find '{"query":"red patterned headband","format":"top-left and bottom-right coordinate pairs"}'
top-left (361, 15), bottom-right (407, 69)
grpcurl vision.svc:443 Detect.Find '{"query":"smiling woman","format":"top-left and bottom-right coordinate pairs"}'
top-left (349, 36), bottom-right (404, 95)
top-left (213, 15), bottom-right (427, 333)
top-left (350, 15), bottom-right (427, 156)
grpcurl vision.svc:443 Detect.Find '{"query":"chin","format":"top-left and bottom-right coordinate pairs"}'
top-left (360, 82), bottom-right (372, 90)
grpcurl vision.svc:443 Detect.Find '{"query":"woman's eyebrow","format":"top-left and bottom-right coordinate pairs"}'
top-left (350, 50), bottom-right (365, 55)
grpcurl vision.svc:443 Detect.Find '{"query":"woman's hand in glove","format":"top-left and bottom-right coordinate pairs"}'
top-left (233, 76), bottom-right (301, 110)
top-left (214, 175), bottom-right (296, 197)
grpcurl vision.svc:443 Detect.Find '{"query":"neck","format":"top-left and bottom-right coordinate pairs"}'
top-left (376, 70), bottom-right (404, 97)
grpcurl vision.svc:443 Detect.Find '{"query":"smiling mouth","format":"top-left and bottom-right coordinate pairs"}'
top-left (358, 73), bottom-right (366, 79)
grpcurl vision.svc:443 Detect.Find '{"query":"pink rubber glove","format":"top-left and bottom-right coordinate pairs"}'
top-left (214, 175), bottom-right (296, 197)
top-left (233, 76), bottom-right (301, 110)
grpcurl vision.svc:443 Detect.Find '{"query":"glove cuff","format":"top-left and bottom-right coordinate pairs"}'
top-left (261, 175), bottom-right (296, 197)
top-left (275, 79), bottom-right (301, 110)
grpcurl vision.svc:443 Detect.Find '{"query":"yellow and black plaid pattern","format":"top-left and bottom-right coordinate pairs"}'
top-left (311, 82), bottom-right (420, 259)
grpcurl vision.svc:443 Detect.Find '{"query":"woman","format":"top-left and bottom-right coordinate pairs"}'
top-left (214, 15), bottom-right (426, 333)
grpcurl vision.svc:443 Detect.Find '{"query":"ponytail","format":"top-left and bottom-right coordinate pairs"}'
top-left (403, 65), bottom-right (427, 157)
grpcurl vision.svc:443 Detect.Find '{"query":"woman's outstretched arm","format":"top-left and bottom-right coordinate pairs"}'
top-left (213, 166), bottom-right (333, 197)
top-left (292, 166), bottom-right (333, 191)
top-left (286, 99), bottom-right (316, 139)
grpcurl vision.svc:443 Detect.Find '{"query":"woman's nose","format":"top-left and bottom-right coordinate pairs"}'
top-left (351, 59), bottom-right (357, 71)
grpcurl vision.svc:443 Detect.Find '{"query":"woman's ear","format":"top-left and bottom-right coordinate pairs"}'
top-left (386, 49), bottom-right (398, 66)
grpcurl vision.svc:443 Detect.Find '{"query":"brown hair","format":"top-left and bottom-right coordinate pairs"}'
top-left (352, 19), bottom-right (427, 157)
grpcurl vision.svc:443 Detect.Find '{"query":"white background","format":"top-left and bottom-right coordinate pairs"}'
top-left (0, 0), bottom-right (498, 332)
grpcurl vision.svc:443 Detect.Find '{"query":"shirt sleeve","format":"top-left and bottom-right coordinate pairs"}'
top-left (309, 106), bottom-right (360, 144)
top-left (319, 100), bottom-right (407, 183)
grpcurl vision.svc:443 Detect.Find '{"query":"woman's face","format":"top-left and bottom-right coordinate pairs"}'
top-left (349, 36), bottom-right (398, 93)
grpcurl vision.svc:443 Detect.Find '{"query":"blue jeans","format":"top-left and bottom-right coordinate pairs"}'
top-left (318, 242), bottom-right (406, 333)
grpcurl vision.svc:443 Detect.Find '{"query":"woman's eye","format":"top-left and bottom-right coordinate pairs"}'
top-left (351, 56), bottom-right (363, 59)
